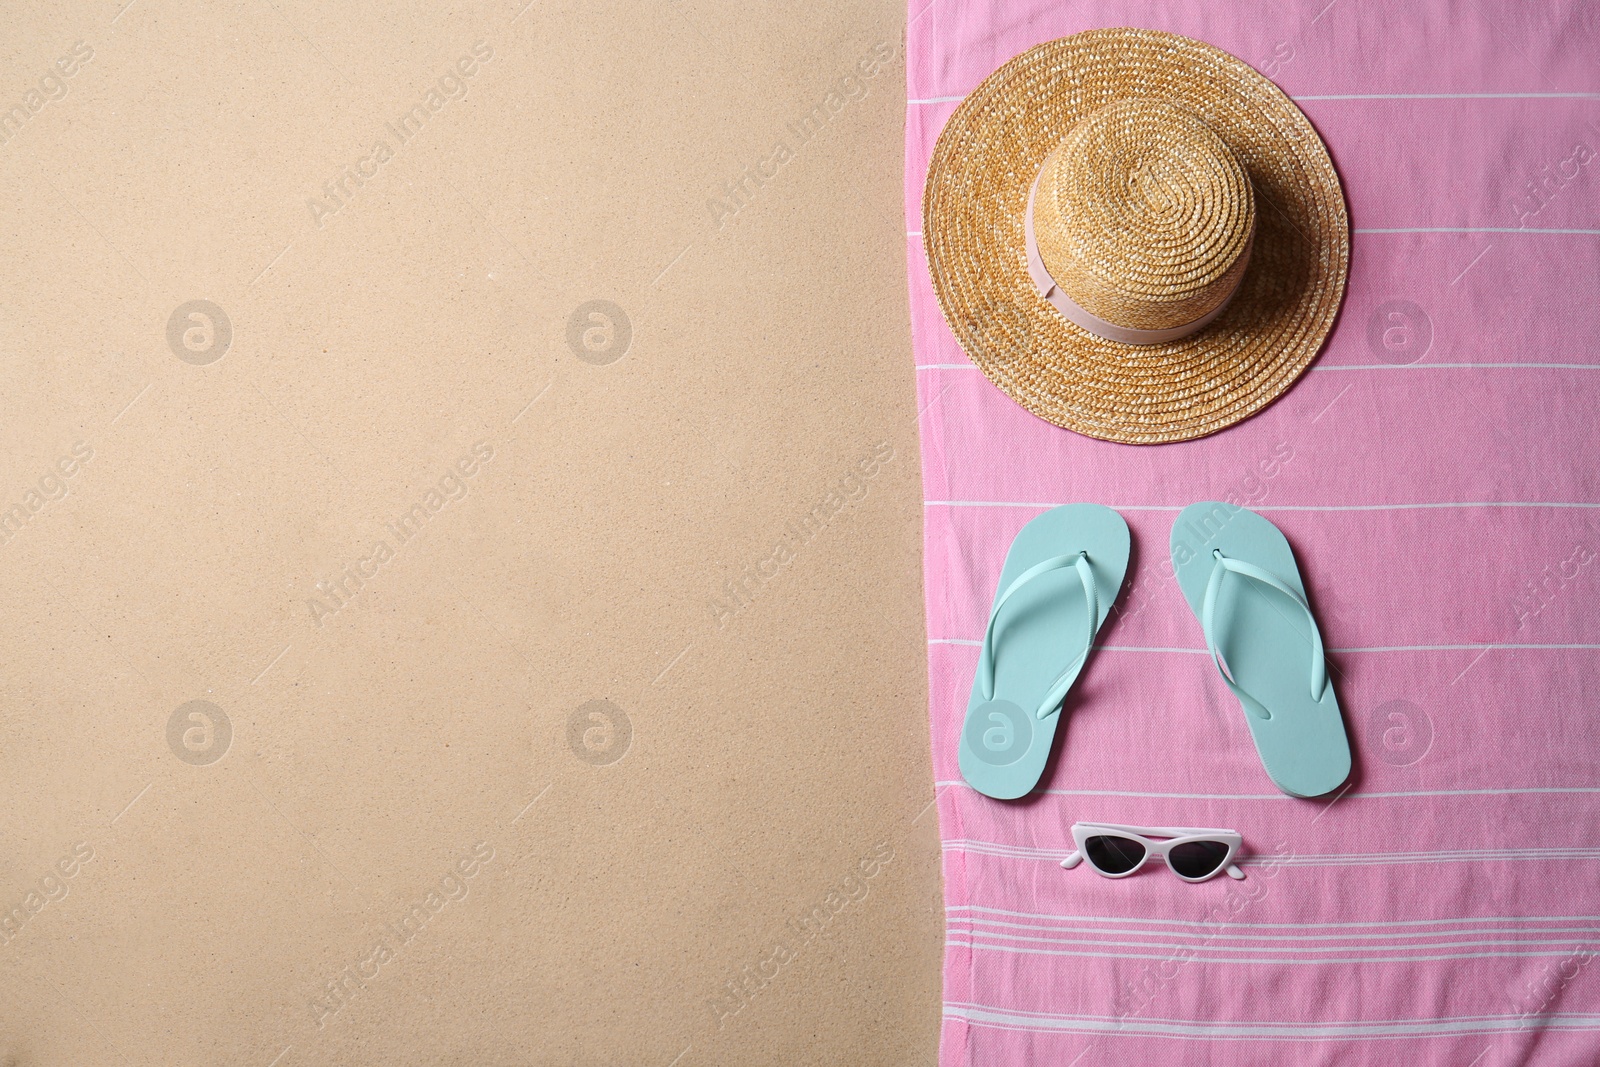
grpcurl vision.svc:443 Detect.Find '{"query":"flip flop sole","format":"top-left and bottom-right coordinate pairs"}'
top-left (1171, 502), bottom-right (1351, 798)
top-left (959, 504), bottom-right (1129, 799)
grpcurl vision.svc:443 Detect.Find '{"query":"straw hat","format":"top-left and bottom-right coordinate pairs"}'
top-left (923, 28), bottom-right (1349, 444)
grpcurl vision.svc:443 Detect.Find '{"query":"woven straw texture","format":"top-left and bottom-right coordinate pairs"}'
top-left (1033, 99), bottom-right (1255, 331)
top-left (923, 27), bottom-right (1350, 444)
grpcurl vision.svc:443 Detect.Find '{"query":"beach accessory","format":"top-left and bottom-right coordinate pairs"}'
top-left (1062, 822), bottom-right (1245, 882)
top-left (958, 504), bottom-right (1129, 799)
top-left (922, 27), bottom-right (1349, 444)
top-left (1170, 502), bottom-right (1351, 797)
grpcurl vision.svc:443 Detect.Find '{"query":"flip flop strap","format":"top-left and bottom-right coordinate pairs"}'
top-left (979, 551), bottom-right (1099, 719)
top-left (1201, 551), bottom-right (1328, 718)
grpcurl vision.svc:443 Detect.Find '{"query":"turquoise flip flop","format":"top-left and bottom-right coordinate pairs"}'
top-left (959, 504), bottom-right (1129, 800)
top-left (1171, 503), bottom-right (1351, 798)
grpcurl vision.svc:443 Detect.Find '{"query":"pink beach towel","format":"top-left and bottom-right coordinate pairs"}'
top-left (906, 2), bottom-right (1600, 1064)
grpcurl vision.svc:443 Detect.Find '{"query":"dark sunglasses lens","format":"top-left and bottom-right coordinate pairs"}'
top-left (1168, 840), bottom-right (1229, 879)
top-left (1085, 835), bottom-right (1146, 875)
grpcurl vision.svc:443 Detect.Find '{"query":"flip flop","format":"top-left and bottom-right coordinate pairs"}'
top-left (959, 504), bottom-right (1129, 799)
top-left (1170, 503), bottom-right (1351, 798)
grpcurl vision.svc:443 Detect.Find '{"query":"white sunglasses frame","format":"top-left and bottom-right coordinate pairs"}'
top-left (1061, 822), bottom-right (1245, 882)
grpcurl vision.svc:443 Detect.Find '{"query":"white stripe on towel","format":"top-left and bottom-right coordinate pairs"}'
top-left (942, 1002), bottom-right (1600, 1039)
top-left (930, 780), bottom-right (1600, 801)
top-left (911, 92), bottom-right (1600, 105)
top-left (925, 500), bottom-right (1600, 511)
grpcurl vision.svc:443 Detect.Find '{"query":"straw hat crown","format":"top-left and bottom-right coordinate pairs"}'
top-left (1032, 99), bottom-right (1256, 332)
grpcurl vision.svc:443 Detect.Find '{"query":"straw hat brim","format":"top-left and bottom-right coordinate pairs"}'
top-left (922, 28), bottom-right (1350, 445)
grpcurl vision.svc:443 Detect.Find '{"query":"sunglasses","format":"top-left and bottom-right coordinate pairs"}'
top-left (1061, 822), bottom-right (1245, 883)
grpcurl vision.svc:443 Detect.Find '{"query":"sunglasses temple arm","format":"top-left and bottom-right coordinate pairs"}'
top-left (1226, 863), bottom-right (1245, 880)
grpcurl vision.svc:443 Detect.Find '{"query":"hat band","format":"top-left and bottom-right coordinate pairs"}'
top-left (1024, 173), bottom-right (1254, 346)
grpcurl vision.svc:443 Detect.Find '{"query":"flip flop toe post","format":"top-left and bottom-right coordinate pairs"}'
top-left (1171, 503), bottom-right (1351, 798)
top-left (958, 504), bottom-right (1130, 799)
